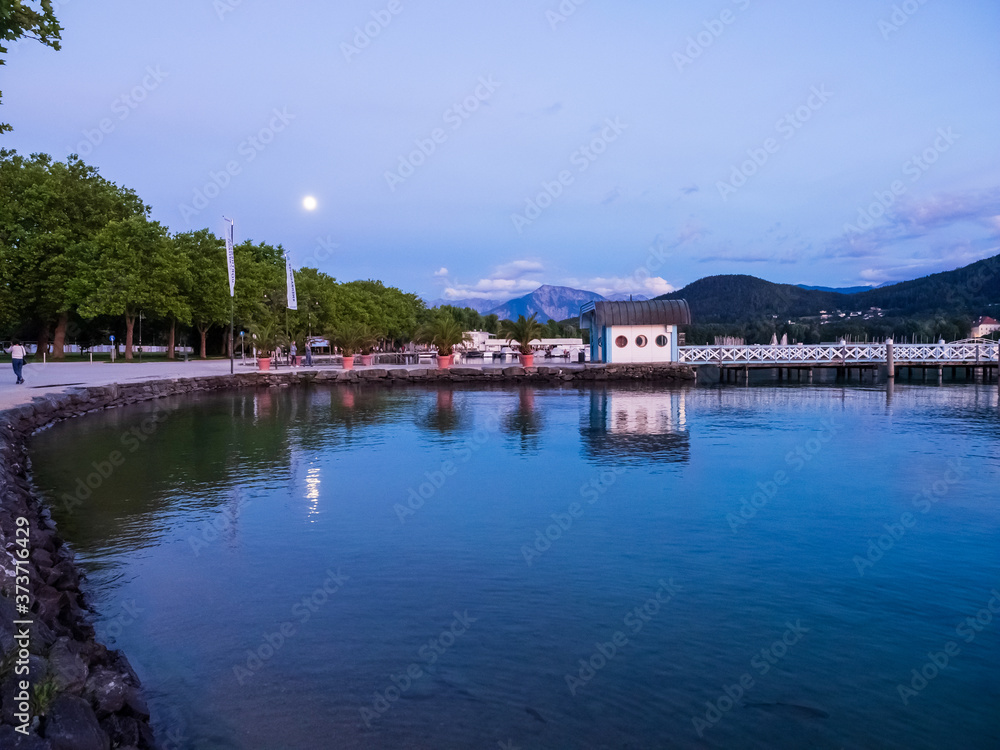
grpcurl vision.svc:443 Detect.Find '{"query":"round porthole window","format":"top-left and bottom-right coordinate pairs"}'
top-left (655, 335), bottom-right (668, 347)
top-left (635, 335), bottom-right (648, 348)
top-left (615, 335), bottom-right (628, 348)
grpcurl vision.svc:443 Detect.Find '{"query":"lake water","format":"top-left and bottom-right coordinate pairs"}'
top-left (30, 382), bottom-right (1000, 749)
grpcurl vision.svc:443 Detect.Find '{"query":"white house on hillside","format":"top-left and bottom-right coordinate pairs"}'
top-left (971, 316), bottom-right (1000, 338)
top-left (579, 300), bottom-right (691, 363)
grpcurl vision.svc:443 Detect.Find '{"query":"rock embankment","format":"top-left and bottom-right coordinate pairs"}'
top-left (0, 362), bottom-right (693, 747)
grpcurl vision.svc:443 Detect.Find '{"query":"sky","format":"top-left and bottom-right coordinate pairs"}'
top-left (3, 0), bottom-right (999, 302)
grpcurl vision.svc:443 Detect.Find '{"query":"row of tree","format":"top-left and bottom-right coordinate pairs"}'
top-left (0, 151), bottom-right (440, 359)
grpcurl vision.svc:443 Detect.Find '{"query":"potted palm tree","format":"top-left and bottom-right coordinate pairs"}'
top-left (357, 325), bottom-right (381, 366)
top-left (415, 316), bottom-right (472, 369)
top-left (328, 322), bottom-right (376, 370)
top-left (251, 320), bottom-right (282, 371)
top-left (499, 313), bottom-right (543, 367)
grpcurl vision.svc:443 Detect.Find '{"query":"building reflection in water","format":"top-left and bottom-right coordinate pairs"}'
top-left (582, 387), bottom-right (690, 465)
top-left (503, 387), bottom-right (544, 454)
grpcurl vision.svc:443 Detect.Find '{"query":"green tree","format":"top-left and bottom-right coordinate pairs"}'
top-left (499, 313), bottom-right (544, 354)
top-left (174, 229), bottom-right (228, 358)
top-left (414, 315), bottom-right (471, 356)
top-left (1, 1), bottom-right (62, 133)
top-left (0, 151), bottom-right (145, 355)
top-left (74, 215), bottom-right (186, 359)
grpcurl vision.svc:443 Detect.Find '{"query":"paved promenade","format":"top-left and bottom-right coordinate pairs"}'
top-left (0, 359), bottom-right (257, 410)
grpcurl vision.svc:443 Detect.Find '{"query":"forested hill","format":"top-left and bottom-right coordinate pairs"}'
top-left (656, 254), bottom-right (1000, 323)
top-left (853, 254), bottom-right (1000, 315)
top-left (655, 275), bottom-right (847, 322)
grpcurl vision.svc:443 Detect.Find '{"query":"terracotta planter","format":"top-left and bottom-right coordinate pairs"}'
top-left (294, 355), bottom-right (303, 367)
top-left (520, 353), bottom-right (534, 367)
top-left (437, 354), bottom-right (454, 369)
top-left (342, 355), bottom-right (355, 370)
top-left (359, 354), bottom-right (374, 366)
top-left (257, 357), bottom-right (272, 371)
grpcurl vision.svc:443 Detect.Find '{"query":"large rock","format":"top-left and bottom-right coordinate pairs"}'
top-left (0, 725), bottom-right (53, 749)
top-left (85, 669), bottom-right (127, 716)
top-left (43, 694), bottom-right (109, 750)
top-left (48, 638), bottom-right (88, 693)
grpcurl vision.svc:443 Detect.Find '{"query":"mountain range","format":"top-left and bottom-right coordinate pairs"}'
top-left (656, 254), bottom-right (1000, 322)
top-left (426, 254), bottom-right (999, 324)
top-left (428, 286), bottom-right (648, 321)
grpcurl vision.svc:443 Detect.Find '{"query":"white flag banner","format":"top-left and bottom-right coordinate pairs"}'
top-left (286, 253), bottom-right (298, 310)
top-left (225, 221), bottom-right (236, 297)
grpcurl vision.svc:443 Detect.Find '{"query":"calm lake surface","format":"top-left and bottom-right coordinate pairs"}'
top-left (30, 382), bottom-right (1000, 749)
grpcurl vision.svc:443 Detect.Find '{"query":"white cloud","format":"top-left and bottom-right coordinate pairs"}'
top-left (492, 259), bottom-right (544, 278)
top-left (563, 275), bottom-right (676, 297)
top-left (441, 258), bottom-right (544, 300)
top-left (443, 277), bottom-right (542, 299)
top-left (434, 267), bottom-right (448, 277)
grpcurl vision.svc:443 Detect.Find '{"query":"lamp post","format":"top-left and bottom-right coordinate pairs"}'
top-left (240, 331), bottom-right (245, 363)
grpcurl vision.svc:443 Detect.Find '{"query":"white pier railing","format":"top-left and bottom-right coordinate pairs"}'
top-left (678, 340), bottom-right (1000, 366)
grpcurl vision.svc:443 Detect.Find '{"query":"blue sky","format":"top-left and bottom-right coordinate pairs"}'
top-left (4, 0), bottom-right (999, 301)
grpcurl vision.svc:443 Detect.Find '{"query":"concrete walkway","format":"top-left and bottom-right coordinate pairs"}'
top-left (0, 359), bottom-right (251, 410)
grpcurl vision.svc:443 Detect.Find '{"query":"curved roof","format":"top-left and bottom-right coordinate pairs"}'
top-left (580, 299), bottom-right (691, 328)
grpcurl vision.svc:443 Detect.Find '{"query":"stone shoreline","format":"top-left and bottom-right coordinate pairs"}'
top-left (0, 362), bottom-right (693, 748)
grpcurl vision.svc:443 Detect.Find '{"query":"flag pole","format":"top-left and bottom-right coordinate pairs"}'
top-left (224, 216), bottom-right (236, 375)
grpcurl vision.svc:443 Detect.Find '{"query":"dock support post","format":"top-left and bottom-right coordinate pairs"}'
top-left (886, 339), bottom-right (895, 381)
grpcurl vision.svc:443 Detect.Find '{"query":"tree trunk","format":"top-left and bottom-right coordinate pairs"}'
top-left (167, 320), bottom-right (176, 359)
top-left (52, 312), bottom-right (69, 359)
top-left (124, 315), bottom-right (135, 360)
top-left (36, 322), bottom-right (51, 357)
top-left (199, 326), bottom-right (209, 359)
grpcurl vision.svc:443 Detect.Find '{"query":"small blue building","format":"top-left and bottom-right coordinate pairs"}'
top-left (580, 300), bottom-right (691, 364)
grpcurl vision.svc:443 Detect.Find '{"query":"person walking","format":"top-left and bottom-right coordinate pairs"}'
top-left (290, 341), bottom-right (297, 366)
top-left (10, 339), bottom-right (26, 384)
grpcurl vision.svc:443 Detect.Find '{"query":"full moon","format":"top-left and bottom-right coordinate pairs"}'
top-left (302, 195), bottom-right (317, 211)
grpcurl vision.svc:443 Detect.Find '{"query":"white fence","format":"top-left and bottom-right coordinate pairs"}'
top-left (678, 340), bottom-right (999, 366)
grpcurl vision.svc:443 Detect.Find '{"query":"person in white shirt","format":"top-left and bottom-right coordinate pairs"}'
top-left (10, 339), bottom-right (26, 384)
